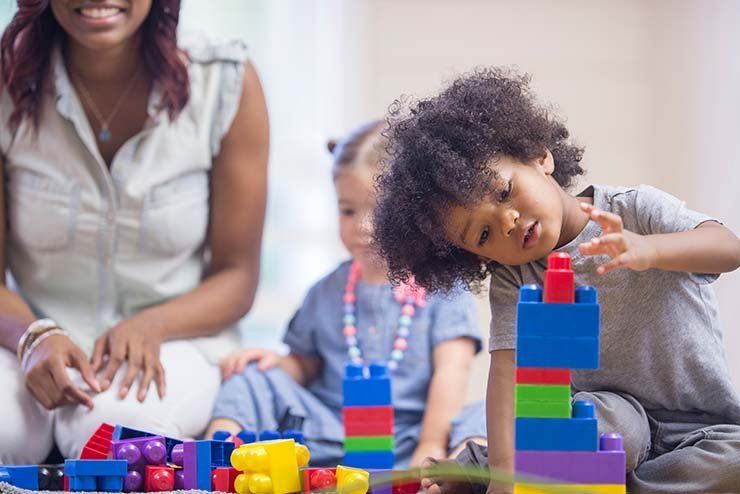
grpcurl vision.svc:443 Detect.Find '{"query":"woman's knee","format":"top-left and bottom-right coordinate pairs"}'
top-left (0, 350), bottom-right (53, 464)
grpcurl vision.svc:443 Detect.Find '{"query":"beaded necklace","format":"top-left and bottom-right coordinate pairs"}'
top-left (342, 261), bottom-right (426, 371)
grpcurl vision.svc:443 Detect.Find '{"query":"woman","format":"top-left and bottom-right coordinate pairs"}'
top-left (0, 0), bottom-right (268, 463)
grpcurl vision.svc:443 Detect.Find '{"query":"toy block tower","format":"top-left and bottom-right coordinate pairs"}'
top-left (342, 361), bottom-right (395, 469)
top-left (514, 253), bottom-right (626, 493)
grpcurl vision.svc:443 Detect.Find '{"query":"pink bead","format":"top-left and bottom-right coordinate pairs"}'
top-left (344, 326), bottom-right (357, 336)
top-left (402, 305), bottom-right (415, 316)
top-left (343, 293), bottom-right (356, 304)
top-left (394, 338), bottom-right (408, 351)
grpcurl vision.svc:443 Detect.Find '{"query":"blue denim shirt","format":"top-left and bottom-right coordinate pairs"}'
top-left (283, 261), bottom-right (482, 414)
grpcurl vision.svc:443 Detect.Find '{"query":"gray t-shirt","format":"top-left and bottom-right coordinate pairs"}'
top-left (489, 184), bottom-right (740, 422)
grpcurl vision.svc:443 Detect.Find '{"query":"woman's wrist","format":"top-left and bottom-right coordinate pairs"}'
top-left (20, 328), bottom-right (71, 369)
top-left (16, 318), bottom-right (61, 362)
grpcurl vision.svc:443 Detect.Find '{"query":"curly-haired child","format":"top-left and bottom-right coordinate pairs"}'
top-left (204, 121), bottom-right (487, 468)
top-left (373, 68), bottom-right (740, 494)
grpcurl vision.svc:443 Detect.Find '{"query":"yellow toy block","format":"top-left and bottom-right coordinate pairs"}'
top-left (336, 465), bottom-right (369, 494)
top-left (515, 483), bottom-right (626, 494)
top-left (231, 439), bottom-right (311, 494)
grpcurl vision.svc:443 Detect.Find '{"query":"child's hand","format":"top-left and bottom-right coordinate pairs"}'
top-left (219, 348), bottom-right (281, 380)
top-left (410, 439), bottom-right (448, 468)
top-left (578, 203), bottom-right (657, 275)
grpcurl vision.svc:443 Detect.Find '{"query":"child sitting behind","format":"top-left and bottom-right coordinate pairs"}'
top-left (205, 120), bottom-right (487, 468)
top-left (372, 69), bottom-right (740, 493)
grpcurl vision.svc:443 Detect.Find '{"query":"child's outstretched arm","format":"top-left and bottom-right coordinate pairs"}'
top-left (578, 203), bottom-right (740, 275)
top-left (487, 349), bottom-right (515, 494)
top-left (409, 337), bottom-right (477, 467)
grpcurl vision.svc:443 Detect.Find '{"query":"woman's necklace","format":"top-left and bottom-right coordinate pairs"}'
top-left (72, 68), bottom-right (141, 142)
top-left (342, 261), bottom-right (426, 371)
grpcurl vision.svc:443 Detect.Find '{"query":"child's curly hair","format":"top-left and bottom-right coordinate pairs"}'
top-left (374, 67), bottom-right (585, 293)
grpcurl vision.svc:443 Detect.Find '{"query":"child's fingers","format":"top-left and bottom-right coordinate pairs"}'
top-left (220, 358), bottom-right (235, 380)
top-left (597, 252), bottom-right (630, 275)
top-left (581, 203), bottom-right (623, 233)
top-left (257, 353), bottom-right (278, 372)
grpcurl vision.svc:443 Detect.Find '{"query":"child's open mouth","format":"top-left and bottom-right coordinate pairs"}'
top-left (522, 220), bottom-right (540, 249)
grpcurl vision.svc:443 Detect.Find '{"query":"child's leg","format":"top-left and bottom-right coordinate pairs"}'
top-left (573, 390), bottom-right (652, 471)
top-left (208, 363), bottom-right (345, 465)
top-left (629, 419), bottom-right (740, 494)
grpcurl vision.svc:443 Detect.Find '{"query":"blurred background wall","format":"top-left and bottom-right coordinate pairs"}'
top-left (2, 0), bottom-right (738, 400)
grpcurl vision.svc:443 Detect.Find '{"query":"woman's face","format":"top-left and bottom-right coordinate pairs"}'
top-left (51, 0), bottom-right (152, 51)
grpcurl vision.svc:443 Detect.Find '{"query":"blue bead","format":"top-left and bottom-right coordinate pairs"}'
top-left (343, 314), bottom-right (356, 325)
top-left (399, 315), bottom-right (412, 327)
top-left (99, 128), bottom-right (111, 142)
top-left (346, 336), bottom-right (357, 346)
top-left (344, 304), bottom-right (355, 314)
top-left (398, 327), bottom-right (410, 337)
top-left (390, 349), bottom-right (404, 360)
top-left (348, 347), bottom-right (362, 358)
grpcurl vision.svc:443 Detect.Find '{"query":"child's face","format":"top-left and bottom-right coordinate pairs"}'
top-left (335, 165), bottom-right (383, 270)
top-left (442, 152), bottom-right (565, 265)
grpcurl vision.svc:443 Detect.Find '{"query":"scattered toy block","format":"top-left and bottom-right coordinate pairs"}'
top-left (336, 465), bottom-right (370, 494)
top-left (38, 464), bottom-right (65, 491)
top-left (343, 362), bottom-right (392, 407)
top-left (231, 439), bottom-right (309, 494)
top-left (4, 466), bottom-right (39, 490)
top-left (301, 467), bottom-right (337, 493)
top-left (64, 460), bottom-right (127, 492)
top-left (111, 436), bottom-right (167, 467)
top-left (81, 423), bottom-right (115, 459)
top-left (183, 441), bottom-right (213, 491)
top-left (144, 465), bottom-right (175, 491)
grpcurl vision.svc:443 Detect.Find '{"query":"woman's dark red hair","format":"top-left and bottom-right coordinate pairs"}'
top-left (0, 0), bottom-right (189, 132)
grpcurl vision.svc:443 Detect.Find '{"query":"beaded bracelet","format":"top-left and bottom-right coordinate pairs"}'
top-left (20, 328), bottom-right (70, 370)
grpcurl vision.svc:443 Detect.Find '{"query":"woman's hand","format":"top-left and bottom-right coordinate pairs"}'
top-left (219, 348), bottom-right (281, 380)
top-left (22, 333), bottom-right (101, 410)
top-left (578, 203), bottom-right (658, 274)
top-left (90, 310), bottom-right (166, 402)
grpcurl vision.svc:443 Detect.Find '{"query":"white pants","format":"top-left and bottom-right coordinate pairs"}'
top-left (0, 340), bottom-right (220, 464)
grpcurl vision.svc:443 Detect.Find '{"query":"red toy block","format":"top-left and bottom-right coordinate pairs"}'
top-left (300, 467), bottom-right (337, 493)
top-left (145, 466), bottom-right (174, 492)
top-left (393, 478), bottom-right (421, 494)
top-left (343, 406), bottom-right (394, 436)
top-left (211, 467), bottom-right (238, 493)
top-left (80, 423), bottom-right (115, 459)
top-left (63, 475), bottom-right (68, 491)
top-left (516, 367), bottom-right (571, 385)
top-left (543, 253), bottom-right (574, 303)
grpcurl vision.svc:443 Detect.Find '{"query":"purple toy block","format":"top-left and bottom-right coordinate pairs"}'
top-left (515, 448), bottom-right (625, 483)
top-left (124, 471), bottom-right (143, 492)
top-left (171, 443), bottom-right (184, 466)
top-left (174, 469), bottom-right (185, 490)
top-left (111, 436), bottom-right (167, 467)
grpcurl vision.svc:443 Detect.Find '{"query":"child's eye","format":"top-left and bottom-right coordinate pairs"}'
top-left (340, 208), bottom-right (355, 216)
top-left (477, 226), bottom-right (490, 247)
top-left (498, 180), bottom-right (513, 202)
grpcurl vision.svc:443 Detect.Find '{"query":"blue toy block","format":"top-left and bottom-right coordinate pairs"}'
top-left (259, 429), bottom-right (281, 441)
top-left (343, 450), bottom-right (395, 469)
top-left (4, 466), bottom-right (39, 490)
top-left (64, 460), bottom-right (127, 477)
top-left (515, 416), bottom-right (598, 451)
top-left (517, 300), bottom-right (599, 338)
top-left (343, 361), bottom-right (392, 407)
top-left (99, 475), bottom-right (125, 492)
top-left (184, 441), bottom-right (216, 490)
top-left (69, 476), bottom-right (97, 491)
top-left (211, 440), bottom-right (235, 467)
top-left (237, 429), bottom-right (257, 444)
top-left (0, 467), bottom-right (9, 483)
top-left (282, 429), bottom-right (304, 444)
top-left (516, 335), bottom-right (599, 369)
top-left (212, 430), bottom-right (231, 441)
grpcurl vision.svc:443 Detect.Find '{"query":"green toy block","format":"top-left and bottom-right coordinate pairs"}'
top-left (515, 400), bottom-right (571, 418)
top-left (515, 384), bottom-right (571, 403)
top-left (344, 435), bottom-right (394, 451)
